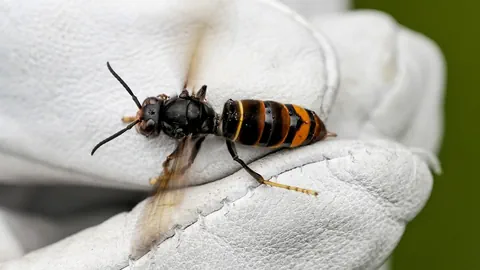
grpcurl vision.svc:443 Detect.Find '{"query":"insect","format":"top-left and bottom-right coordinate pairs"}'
top-left (91, 61), bottom-right (336, 195)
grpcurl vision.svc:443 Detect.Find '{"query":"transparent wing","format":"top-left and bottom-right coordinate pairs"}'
top-left (182, 13), bottom-right (213, 96)
top-left (129, 3), bottom-right (225, 259)
top-left (130, 135), bottom-right (197, 260)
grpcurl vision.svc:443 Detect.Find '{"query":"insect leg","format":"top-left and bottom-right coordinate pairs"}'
top-left (179, 89), bottom-right (190, 98)
top-left (121, 116), bottom-right (137, 123)
top-left (150, 135), bottom-right (205, 186)
top-left (162, 139), bottom-right (187, 172)
top-left (225, 140), bottom-right (318, 196)
top-left (149, 138), bottom-right (187, 186)
top-left (157, 94), bottom-right (170, 100)
top-left (178, 135), bottom-right (206, 174)
top-left (194, 85), bottom-right (207, 102)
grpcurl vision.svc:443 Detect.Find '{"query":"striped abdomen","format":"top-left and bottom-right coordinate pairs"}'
top-left (221, 99), bottom-right (327, 148)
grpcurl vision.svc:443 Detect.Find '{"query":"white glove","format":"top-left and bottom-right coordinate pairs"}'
top-left (0, 0), bottom-right (444, 269)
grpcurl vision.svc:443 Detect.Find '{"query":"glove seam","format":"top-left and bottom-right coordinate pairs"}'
top-left (130, 158), bottom-right (332, 266)
top-left (131, 150), bottom-right (417, 267)
top-left (264, 0), bottom-right (340, 120)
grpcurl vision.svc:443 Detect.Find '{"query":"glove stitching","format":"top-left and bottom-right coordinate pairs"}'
top-left (134, 161), bottom-right (343, 270)
top-left (126, 158), bottom-right (334, 267)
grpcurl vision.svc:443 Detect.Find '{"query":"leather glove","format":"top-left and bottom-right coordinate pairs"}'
top-left (0, 0), bottom-right (444, 269)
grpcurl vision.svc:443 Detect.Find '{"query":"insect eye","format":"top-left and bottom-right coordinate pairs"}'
top-left (141, 97), bottom-right (156, 107)
top-left (144, 119), bottom-right (155, 132)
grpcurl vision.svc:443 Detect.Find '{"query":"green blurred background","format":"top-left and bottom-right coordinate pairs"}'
top-left (354, 1), bottom-right (478, 269)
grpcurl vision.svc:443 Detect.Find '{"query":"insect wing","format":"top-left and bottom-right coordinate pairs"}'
top-left (182, 14), bottom-right (215, 96)
top-left (130, 136), bottom-right (195, 260)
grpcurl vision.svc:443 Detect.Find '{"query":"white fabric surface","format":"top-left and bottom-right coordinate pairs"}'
top-left (279, 0), bottom-right (351, 19)
top-left (0, 0), bottom-right (444, 269)
top-left (312, 11), bottom-right (445, 155)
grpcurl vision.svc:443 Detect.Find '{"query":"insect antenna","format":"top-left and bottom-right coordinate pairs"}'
top-left (91, 119), bottom-right (141, 155)
top-left (106, 61), bottom-right (142, 109)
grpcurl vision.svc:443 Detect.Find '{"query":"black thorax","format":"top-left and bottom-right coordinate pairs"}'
top-left (160, 96), bottom-right (219, 139)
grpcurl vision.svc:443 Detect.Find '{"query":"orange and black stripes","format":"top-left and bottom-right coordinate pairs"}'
top-left (221, 99), bottom-right (327, 148)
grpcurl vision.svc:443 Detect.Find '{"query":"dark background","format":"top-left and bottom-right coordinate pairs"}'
top-left (354, 1), bottom-right (478, 269)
